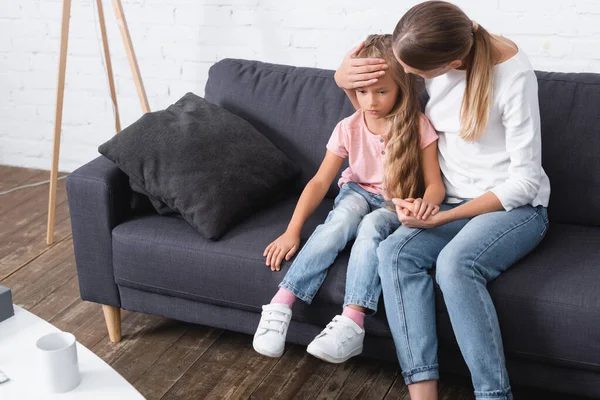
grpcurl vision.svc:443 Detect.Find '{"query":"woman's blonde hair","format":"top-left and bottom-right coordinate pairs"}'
top-left (392, 1), bottom-right (497, 141)
top-left (356, 34), bottom-right (424, 200)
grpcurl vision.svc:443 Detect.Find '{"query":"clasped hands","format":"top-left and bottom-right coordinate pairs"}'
top-left (392, 198), bottom-right (449, 229)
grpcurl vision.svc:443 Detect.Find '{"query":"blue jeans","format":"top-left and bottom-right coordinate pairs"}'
top-left (377, 202), bottom-right (549, 400)
top-left (280, 182), bottom-right (400, 313)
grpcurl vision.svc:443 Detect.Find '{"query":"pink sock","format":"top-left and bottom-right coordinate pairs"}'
top-left (270, 288), bottom-right (297, 308)
top-left (343, 306), bottom-right (366, 329)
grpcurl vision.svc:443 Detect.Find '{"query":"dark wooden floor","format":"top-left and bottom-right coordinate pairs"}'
top-left (0, 165), bottom-right (591, 400)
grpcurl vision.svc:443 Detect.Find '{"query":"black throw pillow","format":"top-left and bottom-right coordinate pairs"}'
top-left (98, 92), bottom-right (300, 240)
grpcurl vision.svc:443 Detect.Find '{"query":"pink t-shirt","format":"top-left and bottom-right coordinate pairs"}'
top-left (326, 110), bottom-right (438, 198)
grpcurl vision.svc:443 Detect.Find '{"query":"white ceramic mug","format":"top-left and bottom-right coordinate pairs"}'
top-left (36, 332), bottom-right (81, 393)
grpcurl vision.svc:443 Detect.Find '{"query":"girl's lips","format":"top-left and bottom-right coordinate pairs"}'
top-left (368, 110), bottom-right (379, 115)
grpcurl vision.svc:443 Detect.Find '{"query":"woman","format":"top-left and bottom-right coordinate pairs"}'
top-left (334, 2), bottom-right (550, 400)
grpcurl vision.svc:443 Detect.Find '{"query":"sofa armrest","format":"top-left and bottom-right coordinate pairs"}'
top-left (66, 156), bottom-right (133, 307)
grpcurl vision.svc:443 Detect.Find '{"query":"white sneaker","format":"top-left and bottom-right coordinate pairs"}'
top-left (253, 303), bottom-right (292, 358)
top-left (306, 315), bottom-right (364, 363)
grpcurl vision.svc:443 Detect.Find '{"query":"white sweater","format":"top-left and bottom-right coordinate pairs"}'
top-left (424, 49), bottom-right (551, 211)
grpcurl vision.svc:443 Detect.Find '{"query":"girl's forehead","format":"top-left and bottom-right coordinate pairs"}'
top-left (376, 69), bottom-right (398, 86)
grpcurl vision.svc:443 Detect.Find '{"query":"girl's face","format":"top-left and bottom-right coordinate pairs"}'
top-left (355, 69), bottom-right (399, 121)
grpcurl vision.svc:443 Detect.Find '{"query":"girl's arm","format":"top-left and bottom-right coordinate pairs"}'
top-left (286, 151), bottom-right (344, 235)
top-left (396, 141), bottom-right (446, 221)
top-left (265, 150), bottom-right (344, 270)
top-left (421, 141), bottom-right (445, 206)
top-left (335, 42), bottom-right (387, 112)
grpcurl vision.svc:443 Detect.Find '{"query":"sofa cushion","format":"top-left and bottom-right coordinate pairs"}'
top-left (113, 208), bottom-right (600, 371)
top-left (488, 223), bottom-right (600, 370)
top-left (436, 223), bottom-right (600, 372)
top-left (112, 196), bottom-right (393, 336)
top-left (99, 92), bottom-right (301, 240)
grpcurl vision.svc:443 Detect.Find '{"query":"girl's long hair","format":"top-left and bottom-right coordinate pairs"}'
top-left (357, 34), bottom-right (424, 200)
top-left (392, 1), bottom-right (497, 141)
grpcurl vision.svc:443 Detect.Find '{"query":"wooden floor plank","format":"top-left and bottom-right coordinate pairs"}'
top-left (0, 170), bottom-right (67, 218)
top-left (203, 341), bottom-right (287, 400)
top-left (0, 195), bottom-right (71, 279)
top-left (162, 330), bottom-right (283, 400)
top-left (0, 166), bottom-right (48, 192)
top-left (328, 360), bottom-right (398, 400)
top-left (91, 312), bottom-right (164, 365)
top-left (382, 375), bottom-right (410, 400)
top-left (107, 319), bottom-right (189, 384)
top-left (249, 344), bottom-right (329, 399)
top-left (312, 361), bottom-right (360, 400)
top-left (0, 176), bottom-right (68, 231)
top-left (1, 237), bottom-right (76, 308)
top-left (56, 300), bottom-right (131, 350)
top-left (133, 325), bottom-right (223, 400)
top-left (28, 274), bottom-right (80, 322)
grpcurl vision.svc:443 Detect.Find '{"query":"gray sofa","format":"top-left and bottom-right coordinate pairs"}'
top-left (67, 59), bottom-right (600, 398)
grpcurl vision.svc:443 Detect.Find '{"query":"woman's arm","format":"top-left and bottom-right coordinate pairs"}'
top-left (265, 150), bottom-right (343, 270)
top-left (335, 42), bottom-right (388, 112)
top-left (340, 88), bottom-right (361, 112)
top-left (394, 191), bottom-right (503, 228)
top-left (489, 70), bottom-right (543, 211)
top-left (445, 192), bottom-right (503, 221)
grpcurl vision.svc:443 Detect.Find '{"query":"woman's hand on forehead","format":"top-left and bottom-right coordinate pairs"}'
top-left (335, 43), bottom-right (389, 90)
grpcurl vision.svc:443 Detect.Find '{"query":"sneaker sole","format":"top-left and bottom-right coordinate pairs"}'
top-left (252, 339), bottom-right (284, 358)
top-left (306, 344), bottom-right (363, 364)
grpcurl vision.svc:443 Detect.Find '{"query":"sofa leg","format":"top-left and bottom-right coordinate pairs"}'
top-left (102, 305), bottom-right (122, 343)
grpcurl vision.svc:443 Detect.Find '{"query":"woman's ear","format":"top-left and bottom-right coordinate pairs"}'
top-left (448, 60), bottom-right (462, 69)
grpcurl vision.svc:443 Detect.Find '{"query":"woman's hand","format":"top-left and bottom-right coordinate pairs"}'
top-left (334, 42), bottom-right (388, 90)
top-left (392, 198), bottom-right (448, 228)
top-left (264, 232), bottom-right (300, 272)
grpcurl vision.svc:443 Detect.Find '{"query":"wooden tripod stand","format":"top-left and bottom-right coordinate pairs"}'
top-left (46, 0), bottom-right (150, 245)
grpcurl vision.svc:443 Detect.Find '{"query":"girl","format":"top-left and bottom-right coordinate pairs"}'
top-left (252, 34), bottom-right (444, 363)
top-left (335, 2), bottom-right (550, 400)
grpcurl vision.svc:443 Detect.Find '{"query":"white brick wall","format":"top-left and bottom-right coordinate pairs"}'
top-left (2, 0), bottom-right (600, 172)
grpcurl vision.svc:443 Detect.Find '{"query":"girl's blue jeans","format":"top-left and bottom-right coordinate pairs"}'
top-left (377, 201), bottom-right (549, 400)
top-left (279, 182), bottom-right (400, 313)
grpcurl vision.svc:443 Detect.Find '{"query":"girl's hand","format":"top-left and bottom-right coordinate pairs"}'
top-left (392, 198), bottom-right (449, 228)
top-left (264, 232), bottom-right (300, 272)
top-left (392, 198), bottom-right (442, 228)
top-left (334, 42), bottom-right (388, 90)
top-left (399, 197), bottom-right (440, 220)
top-left (399, 210), bottom-right (448, 229)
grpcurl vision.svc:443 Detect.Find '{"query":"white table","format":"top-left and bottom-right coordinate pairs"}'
top-left (0, 305), bottom-right (145, 399)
